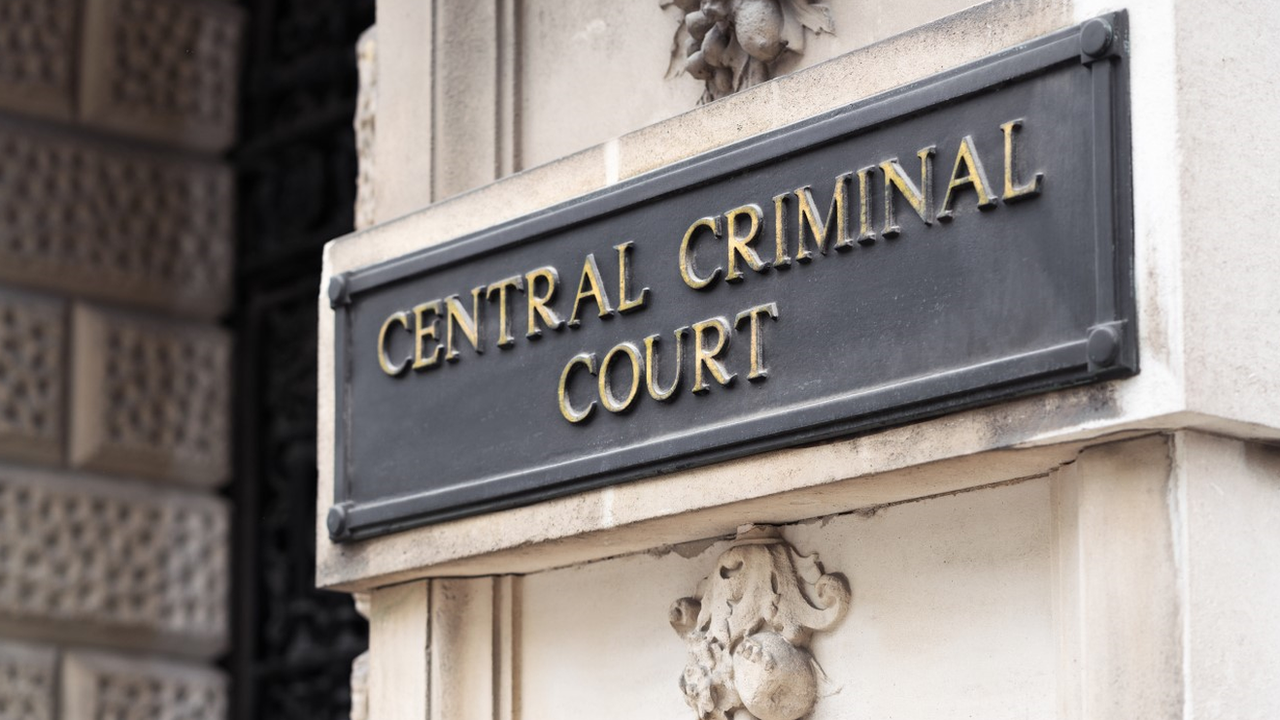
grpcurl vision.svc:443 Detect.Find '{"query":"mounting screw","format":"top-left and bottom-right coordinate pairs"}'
top-left (327, 273), bottom-right (350, 308)
top-left (1086, 325), bottom-right (1121, 367)
top-left (1080, 18), bottom-right (1114, 59)
top-left (327, 504), bottom-right (349, 539)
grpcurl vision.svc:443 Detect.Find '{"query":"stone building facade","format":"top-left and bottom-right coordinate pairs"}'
top-left (0, 0), bottom-right (240, 718)
top-left (325, 1), bottom-right (1280, 719)
top-left (1, 1), bottom-right (1277, 720)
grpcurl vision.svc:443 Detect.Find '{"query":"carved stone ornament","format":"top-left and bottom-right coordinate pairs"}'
top-left (669, 525), bottom-right (850, 720)
top-left (664, 0), bottom-right (834, 103)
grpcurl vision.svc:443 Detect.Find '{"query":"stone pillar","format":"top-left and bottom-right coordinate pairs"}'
top-left (0, 0), bottom-right (242, 718)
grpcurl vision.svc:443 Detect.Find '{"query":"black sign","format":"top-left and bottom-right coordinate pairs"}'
top-left (326, 14), bottom-right (1134, 542)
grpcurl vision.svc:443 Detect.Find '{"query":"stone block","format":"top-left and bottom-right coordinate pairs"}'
top-left (79, 0), bottom-right (244, 152)
top-left (0, 640), bottom-right (55, 720)
top-left (63, 651), bottom-right (226, 720)
top-left (0, 0), bottom-right (78, 120)
top-left (0, 466), bottom-right (228, 657)
top-left (70, 306), bottom-right (230, 487)
top-left (0, 288), bottom-right (65, 466)
top-left (0, 122), bottom-right (233, 319)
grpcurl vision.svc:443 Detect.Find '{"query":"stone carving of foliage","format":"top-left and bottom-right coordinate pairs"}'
top-left (664, 0), bottom-right (834, 103)
top-left (670, 525), bottom-right (850, 720)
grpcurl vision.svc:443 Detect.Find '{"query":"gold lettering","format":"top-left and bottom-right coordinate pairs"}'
top-left (614, 242), bottom-right (649, 314)
top-left (937, 135), bottom-right (997, 221)
top-left (795, 173), bottom-right (853, 261)
top-left (568, 253), bottom-right (615, 327)
top-left (679, 216), bottom-right (723, 290)
top-left (855, 166), bottom-right (877, 245)
top-left (772, 192), bottom-right (791, 268)
top-left (485, 275), bottom-right (524, 349)
top-left (444, 287), bottom-right (485, 362)
top-left (644, 328), bottom-right (686, 402)
top-left (412, 300), bottom-right (444, 370)
top-left (734, 302), bottom-right (779, 382)
top-left (1001, 119), bottom-right (1044, 202)
top-left (880, 146), bottom-right (935, 237)
top-left (691, 316), bottom-right (735, 393)
top-left (377, 311), bottom-right (412, 376)
top-left (598, 342), bottom-right (642, 413)
top-left (557, 352), bottom-right (597, 423)
top-left (525, 266), bottom-right (565, 339)
top-left (725, 203), bottom-right (768, 282)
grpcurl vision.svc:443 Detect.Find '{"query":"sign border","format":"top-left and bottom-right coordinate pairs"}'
top-left (326, 13), bottom-right (1134, 542)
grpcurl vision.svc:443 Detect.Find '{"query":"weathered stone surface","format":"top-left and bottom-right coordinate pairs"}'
top-left (70, 306), bottom-right (230, 487)
top-left (0, 466), bottom-right (228, 656)
top-left (63, 650), bottom-right (226, 720)
top-left (355, 27), bottom-right (378, 231)
top-left (79, 0), bottom-right (244, 152)
top-left (0, 123), bottom-right (233, 318)
top-left (0, 0), bottom-right (77, 119)
top-left (0, 640), bottom-right (55, 720)
top-left (0, 289), bottom-right (64, 466)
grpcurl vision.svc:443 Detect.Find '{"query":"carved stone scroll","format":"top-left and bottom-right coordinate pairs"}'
top-left (670, 525), bottom-right (850, 720)
top-left (664, 0), bottom-right (834, 103)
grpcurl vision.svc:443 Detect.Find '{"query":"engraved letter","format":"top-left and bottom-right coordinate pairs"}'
top-left (377, 310), bottom-right (412, 376)
top-left (485, 275), bottom-right (524, 349)
top-left (937, 135), bottom-right (997, 221)
top-left (691, 316), bottom-right (736, 393)
top-left (558, 352), bottom-right (598, 423)
top-left (525, 266), bottom-right (566, 339)
top-left (568, 253), bottom-right (616, 327)
top-left (1001, 119), bottom-right (1044, 202)
top-left (734, 302), bottom-right (779, 382)
top-left (412, 300), bottom-right (444, 370)
top-left (645, 327), bottom-right (687, 402)
top-left (795, 173), bottom-right (853, 261)
top-left (725, 203), bottom-right (769, 282)
top-left (855, 165), bottom-right (878, 245)
top-left (615, 241), bottom-right (650, 314)
top-left (880, 146), bottom-right (935, 237)
top-left (679, 216), bottom-right (723, 290)
top-left (772, 192), bottom-right (791, 268)
top-left (444, 286), bottom-right (485, 361)
top-left (598, 342), bottom-right (643, 413)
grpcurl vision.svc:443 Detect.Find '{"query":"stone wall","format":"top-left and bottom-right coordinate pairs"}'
top-left (0, 0), bottom-right (242, 718)
top-left (332, 0), bottom-right (1280, 718)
